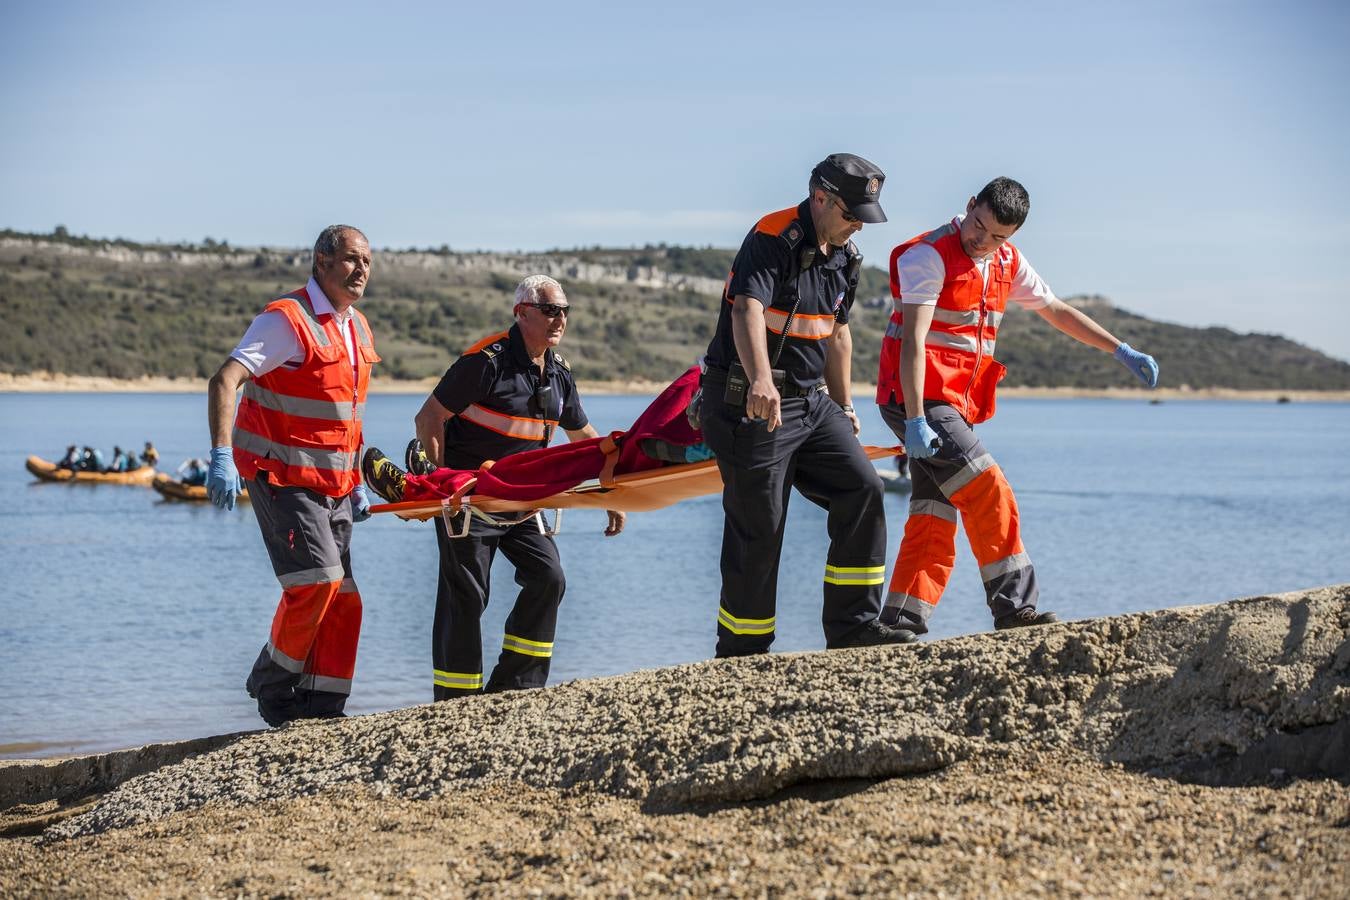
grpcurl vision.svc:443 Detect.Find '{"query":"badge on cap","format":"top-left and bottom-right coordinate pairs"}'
top-left (867, 177), bottom-right (880, 195)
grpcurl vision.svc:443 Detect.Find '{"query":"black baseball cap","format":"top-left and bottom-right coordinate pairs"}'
top-left (811, 153), bottom-right (887, 224)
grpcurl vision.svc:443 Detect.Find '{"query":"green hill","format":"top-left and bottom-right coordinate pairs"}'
top-left (2, 228), bottom-right (1348, 390)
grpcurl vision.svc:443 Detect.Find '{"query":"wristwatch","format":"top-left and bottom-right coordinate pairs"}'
top-left (840, 404), bottom-right (855, 413)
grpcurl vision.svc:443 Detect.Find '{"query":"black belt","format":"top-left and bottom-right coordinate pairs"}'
top-left (702, 365), bottom-right (826, 398)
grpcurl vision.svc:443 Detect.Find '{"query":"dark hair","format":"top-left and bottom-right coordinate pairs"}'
top-left (974, 177), bottom-right (1030, 228)
top-left (311, 225), bottom-right (366, 277)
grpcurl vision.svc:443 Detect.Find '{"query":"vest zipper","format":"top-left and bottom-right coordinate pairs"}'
top-left (962, 265), bottom-right (989, 416)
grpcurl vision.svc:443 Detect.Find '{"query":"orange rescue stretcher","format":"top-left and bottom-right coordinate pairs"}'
top-left (369, 366), bottom-right (901, 536)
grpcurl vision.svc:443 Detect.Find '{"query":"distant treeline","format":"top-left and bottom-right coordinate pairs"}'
top-left (3, 228), bottom-right (1348, 390)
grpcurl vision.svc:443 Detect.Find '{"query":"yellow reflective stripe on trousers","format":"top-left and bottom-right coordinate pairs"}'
top-left (823, 564), bottom-right (886, 586)
top-left (502, 634), bottom-right (554, 658)
top-left (433, 670), bottom-right (483, 690)
top-left (718, 606), bottom-right (775, 635)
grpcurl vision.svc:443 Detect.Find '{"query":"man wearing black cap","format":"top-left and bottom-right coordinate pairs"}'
top-left (698, 153), bottom-right (917, 657)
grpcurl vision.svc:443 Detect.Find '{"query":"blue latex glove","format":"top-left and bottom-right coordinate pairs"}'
top-left (351, 484), bottom-right (372, 523)
top-left (1114, 342), bottom-right (1159, 388)
top-left (206, 446), bottom-right (241, 510)
top-left (903, 416), bottom-right (942, 460)
top-left (683, 442), bottom-right (715, 463)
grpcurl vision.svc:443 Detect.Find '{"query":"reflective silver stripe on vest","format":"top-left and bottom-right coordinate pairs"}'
top-left (234, 426), bottom-right (358, 473)
top-left (908, 498), bottom-right (959, 523)
top-left (243, 382), bottom-right (357, 422)
top-left (940, 452), bottom-right (997, 498)
top-left (351, 314), bottom-right (373, 347)
top-left (764, 308), bottom-right (835, 340)
top-left (266, 641), bottom-right (306, 674)
top-left (297, 673), bottom-right (352, 695)
top-left (278, 565), bottom-right (346, 588)
top-left (922, 223), bottom-right (958, 245)
top-left (278, 292), bottom-right (331, 348)
top-left (924, 331), bottom-right (997, 356)
top-left (460, 404), bottom-right (553, 440)
top-left (885, 319), bottom-right (904, 339)
top-left (979, 551), bottom-right (1033, 584)
top-left (986, 309), bottom-right (1005, 329)
top-left (932, 307), bottom-right (980, 326)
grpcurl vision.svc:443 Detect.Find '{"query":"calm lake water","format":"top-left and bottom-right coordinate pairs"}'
top-left (1, 392), bottom-right (1347, 757)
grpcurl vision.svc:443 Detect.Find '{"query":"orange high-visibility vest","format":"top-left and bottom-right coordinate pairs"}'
top-left (233, 287), bottom-right (379, 497)
top-left (875, 221), bottom-right (1018, 424)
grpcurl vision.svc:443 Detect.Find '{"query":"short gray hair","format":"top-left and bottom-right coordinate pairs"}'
top-left (515, 274), bottom-right (565, 307)
top-left (311, 225), bottom-right (366, 277)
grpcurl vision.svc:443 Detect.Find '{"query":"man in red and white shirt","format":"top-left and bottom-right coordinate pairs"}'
top-left (876, 177), bottom-right (1158, 635)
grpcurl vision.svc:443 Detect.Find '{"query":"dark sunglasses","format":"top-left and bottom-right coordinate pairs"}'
top-left (529, 303), bottom-right (569, 319)
top-left (831, 197), bottom-right (861, 224)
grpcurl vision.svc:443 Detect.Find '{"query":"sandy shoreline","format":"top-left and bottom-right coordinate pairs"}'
top-left (1, 585), bottom-right (1346, 896)
top-left (3, 371), bottom-right (1348, 401)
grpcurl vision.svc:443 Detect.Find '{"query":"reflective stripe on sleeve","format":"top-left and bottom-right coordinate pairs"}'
top-left (823, 564), bottom-right (886, 586)
top-left (764, 308), bottom-right (835, 340)
top-left (502, 634), bottom-right (554, 658)
top-left (234, 427), bottom-right (359, 473)
top-left (909, 498), bottom-right (959, 523)
top-left (433, 670), bottom-right (483, 691)
top-left (277, 565), bottom-right (346, 588)
top-left (940, 453), bottom-right (997, 498)
top-left (979, 551), bottom-right (1033, 584)
top-left (459, 404), bottom-right (555, 441)
top-left (243, 382), bottom-right (356, 421)
top-left (718, 607), bottom-right (775, 635)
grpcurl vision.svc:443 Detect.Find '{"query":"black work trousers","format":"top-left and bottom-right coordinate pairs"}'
top-left (701, 384), bottom-right (887, 657)
top-left (432, 511), bottom-right (565, 700)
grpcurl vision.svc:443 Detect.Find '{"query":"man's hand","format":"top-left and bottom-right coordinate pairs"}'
top-left (206, 446), bottom-right (241, 510)
top-left (1114, 342), bottom-right (1159, 388)
top-left (604, 510), bottom-right (626, 537)
top-left (351, 484), bottom-right (372, 523)
top-left (903, 416), bottom-right (942, 460)
top-left (841, 405), bottom-right (861, 436)
top-left (746, 375), bottom-right (782, 431)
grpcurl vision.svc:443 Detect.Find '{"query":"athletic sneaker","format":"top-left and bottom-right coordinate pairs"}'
top-left (362, 447), bottom-right (407, 502)
top-left (405, 438), bottom-right (436, 476)
top-left (830, 619), bottom-right (919, 649)
top-left (994, 608), bottom-right (1061, 630)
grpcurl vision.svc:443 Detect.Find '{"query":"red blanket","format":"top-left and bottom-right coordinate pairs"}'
top-left (404, 365), bottom-right (704, 503)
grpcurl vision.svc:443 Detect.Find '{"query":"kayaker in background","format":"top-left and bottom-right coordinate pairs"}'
top-left (177, 458), bottom-right (209, 486)
top-left (142, 441), bottom-right (160, 467)
top-left (109, 446), bottom-right (131, 472)
top-left (57, 445), bottom-right (80, 469)
top-left (877, 176), bottom-right (1160, 637)
top-left (206, 224), bottom-right (379, 728)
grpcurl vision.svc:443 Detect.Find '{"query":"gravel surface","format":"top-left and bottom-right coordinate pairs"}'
top-left (2, 585), bottom-right (1347, 896)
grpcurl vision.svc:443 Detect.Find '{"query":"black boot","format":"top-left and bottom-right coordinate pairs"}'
top-left (994, 608), bottom-right (1060, 630)
top-left (830, 619), bottom-right (919, 649)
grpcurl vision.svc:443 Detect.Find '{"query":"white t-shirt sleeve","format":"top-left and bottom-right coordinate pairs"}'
top-left (1008, 253), bottom-right (1056, 310)
top-left (229, 311), bottom-right (304, 377)
top-left (895, 243), bottom-right (944, 306)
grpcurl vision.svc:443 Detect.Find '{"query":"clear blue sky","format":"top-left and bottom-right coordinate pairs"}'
top-left (4, 1), bottom-right (1348, 361)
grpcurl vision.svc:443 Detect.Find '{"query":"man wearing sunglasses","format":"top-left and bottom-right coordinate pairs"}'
top-left (699, 153), bottom-right (917, 658)
top-left (411, 274), bottom-right (624, 701)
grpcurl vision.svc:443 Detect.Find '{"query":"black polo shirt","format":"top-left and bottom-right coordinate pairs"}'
top-left (704, 200), bottom-right (856, 390)
top-left (433, 324), bottom-right (588, 469)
